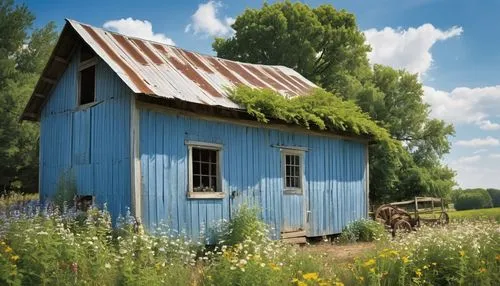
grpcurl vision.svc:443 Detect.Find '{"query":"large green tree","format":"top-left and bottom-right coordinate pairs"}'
top-left (0, 0), bottom-right (57, 193)
top-left (214, 1), bottom-right (455, 203)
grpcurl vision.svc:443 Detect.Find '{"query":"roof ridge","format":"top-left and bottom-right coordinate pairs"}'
top-left (65, 18), bottom-right (296, 71)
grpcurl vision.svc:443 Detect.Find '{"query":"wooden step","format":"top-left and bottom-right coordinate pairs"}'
top-left (282, 236), bottom-right (307, 244)
top-left (281, 230), bottom-right (306, 239)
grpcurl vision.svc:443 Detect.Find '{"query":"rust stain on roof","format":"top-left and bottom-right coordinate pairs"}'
top-left (112, 34), bottom-right (148, 65)
top-left (223, 60), bottom-right (268, 88)
top-left (263, 67), bottom-right (302, 94)
top-left (162, 48), bottom-right (222, 98)
top-left (244, 65), bottom-right (292, 93)
top-left (181, 50), bottom-right (213, 73)
top-left (273, 68), bottom-right (310, 93)
top-left (132, 39), bottom-right (164, 65)
top-left (206, 57), bottom-right (243, 85)
top-left (82, 25), bottom-right (153, 94)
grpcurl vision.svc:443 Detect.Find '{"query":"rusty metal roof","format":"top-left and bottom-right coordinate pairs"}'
top-left (22, 19), bottom-right (317, 120)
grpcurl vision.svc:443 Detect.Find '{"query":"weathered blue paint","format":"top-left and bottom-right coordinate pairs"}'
top-left (39, 47), bottom-right (367, 240)
top-left (39, 47), bottom-right (133, 219)
top-left (139, 108), bottom-right (367, 239)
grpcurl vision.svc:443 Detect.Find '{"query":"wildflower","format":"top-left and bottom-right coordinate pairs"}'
top-left (4, 246), bottom-right (12, 253)
top-left (10, 255), bottom-right (19, 262)
top-left (105, 263), bottom-right (111, 269)
top-left (496, 254), bottom-right (500, 261)
top-left (334, 282), bottom-right (344, 286)
top-left (459, 250), bottom-right (465, 257)
top-left (230, 266), bottom-right (236, 270)
top-left (260, 263), bottom-right (265, 268)
top-left (401, 256), bottom-right (410, 264)
top-left (363, 259), bottom-right (376, 267)
top-left (302, 272), bottom-right (319, 280)
top-left (479, 268), bottom-right (487, 273)
top-left (297, 282), bottom-right (307, 286)
top-left (415, 269), bottom-right (422, 278)
top-left (369, 268), bottom-right (375, 273)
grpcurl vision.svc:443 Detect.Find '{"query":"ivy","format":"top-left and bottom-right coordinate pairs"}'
top-left (228, 86), bottom-right (393, 143)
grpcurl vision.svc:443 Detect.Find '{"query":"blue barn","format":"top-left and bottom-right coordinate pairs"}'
top-left (22, 20), bottom-right (369, 241)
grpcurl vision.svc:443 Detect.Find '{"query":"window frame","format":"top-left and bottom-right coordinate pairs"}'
top-left (186, 141), bottom-right (224, 199)
top-left (281, 149), bottom-right (305, 195)
top-left (77, 56), bottom-right (98, 108)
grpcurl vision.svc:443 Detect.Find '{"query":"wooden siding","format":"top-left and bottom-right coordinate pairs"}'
top-left (39, 48), bottom-right (133, 219)
top-left (139, 108), bottom-right (367, 240)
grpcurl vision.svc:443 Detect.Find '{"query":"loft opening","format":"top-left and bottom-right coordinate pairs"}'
top-left (78, 44), bottom-right (97, 106)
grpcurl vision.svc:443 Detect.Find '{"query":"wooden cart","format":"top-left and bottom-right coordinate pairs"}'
top-left (374, 197), bottom-right (449, 236)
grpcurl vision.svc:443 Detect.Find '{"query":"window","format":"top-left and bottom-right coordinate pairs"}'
top-left (282, 151), bottom-right (304, 193)
top-left (78, 45), bottom-right (97, 106)
top-left (79, 66), bottom-right (95, 105)
top-left (187, 141), bottom-right (224, 199)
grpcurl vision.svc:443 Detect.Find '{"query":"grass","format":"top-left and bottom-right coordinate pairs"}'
top-left (1, 194), bottom-right (499, 285)
top-left (448, 207), bottom-right (500, 221)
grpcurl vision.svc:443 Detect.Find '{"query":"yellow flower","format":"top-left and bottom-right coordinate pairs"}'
top-left (0, 241), bottom-right (5, 246)
top-left (334, 282), bottom-right (344, 286)
top-left (401, 256), bottom-right (410, 264)
top-left (369, 268), bottom-right (375, 273)
top-left (363, 259), bottom-right (376, 267)
top-left (269, 263), bottom-right (280, 271)
top-left (431, 262), bottom-right (437, 266)
top-left (479, 268), bottom-right (487, 273)
top-left (415, 269), bottom-right (422, 278)
top-left (496, 254), bottom-right (500, 261)
top-left (10, 255), bottom-right (19, 262)
top-left (303, 272), bottom-right (319, 280)
top-left (357, 276), bottom-right (365, 282)
top-left (423, 265), bottom-right (429, 270)
top-left (4, 246), bottom-right (12, 253)
top-left (292, 278), bottom-right (299, 283)
top-left (459, 250), bottom-right (465, 257)
top-left (297, 282), bottom-right (307, 286)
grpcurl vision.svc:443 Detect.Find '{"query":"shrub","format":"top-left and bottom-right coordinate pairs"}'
top-left (339, 219), bottom-right (387, 243)
top-left (216, 204), bottom-right (268, 245)
top-left (453, 189), bottom-right (493, 210)
top-left (487, 188), bottom-right (500, 207)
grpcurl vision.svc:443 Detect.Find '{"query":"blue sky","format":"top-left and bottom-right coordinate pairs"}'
top-left (21, 0), bottom-right (500, 189)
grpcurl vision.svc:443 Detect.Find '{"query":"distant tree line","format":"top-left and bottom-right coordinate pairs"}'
top-left (451, 188), bottom-right (500, 210)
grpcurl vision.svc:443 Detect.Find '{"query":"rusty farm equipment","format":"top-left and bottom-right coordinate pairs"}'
top-left (374, 197), bottom-right (449, 236)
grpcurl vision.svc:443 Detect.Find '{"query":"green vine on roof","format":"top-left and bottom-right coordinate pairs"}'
top-left (228, 86), bottom-right (393, 143)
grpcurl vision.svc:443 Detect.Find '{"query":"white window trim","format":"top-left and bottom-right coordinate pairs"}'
top-left (281, 149), bottom-right (305, 195)
top-left (185, 141), bottom-right (224, 199)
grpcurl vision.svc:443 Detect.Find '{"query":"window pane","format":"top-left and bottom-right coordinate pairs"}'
top-left (286, 155), bottom-right (290, 164)
top-left (201, 150), bottom-right (209, 161)
top-left (193, 175), bottom-right (201, 188)
top-left (201, 163), bottom-right (209, 175)
top-left (294, 166), bottom-right (300, 177)
top-left (211, 163), bottom-right (217, 176)
top-left (201, 176), bottom-right (210, 188)
top-left (193, 149), bottom-right (200, 161)
top-left (193, 161), bottom-right (200, 175)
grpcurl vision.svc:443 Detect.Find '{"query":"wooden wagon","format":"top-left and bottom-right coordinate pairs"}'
top-left (374, 197), bottom-right (449, 236)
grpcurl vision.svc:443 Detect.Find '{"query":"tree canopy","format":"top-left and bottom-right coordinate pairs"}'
top-left (214, 1), bottom-right (456, 203)
top-left (0, 0), bottom-right (58, 193)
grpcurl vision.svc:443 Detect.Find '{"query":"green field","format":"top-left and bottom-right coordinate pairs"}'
top-left (448, 207), bottom-right (500, 221)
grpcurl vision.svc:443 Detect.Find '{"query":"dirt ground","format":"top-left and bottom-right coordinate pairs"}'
top-left (297, 241), bottom-right (375, 263)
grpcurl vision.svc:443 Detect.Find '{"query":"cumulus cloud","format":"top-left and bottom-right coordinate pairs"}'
top-left (103, 18), bottom-right (175, 45)
top-left (455, 137), bottom-right (500, 148)
top-left (364, 24), bottom-right (463, 75)
top-left (185, 1), bottom-right (234, 37)
top-left (423, 85), bottom-right (500, 129)
top-left (489, 153), bottom-right (500, 159)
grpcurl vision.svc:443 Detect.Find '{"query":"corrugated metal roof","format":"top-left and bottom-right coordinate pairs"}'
top-left (74, 20), bottom-right (316, 107)
top-left (22, 20), bottom-right (318, 121)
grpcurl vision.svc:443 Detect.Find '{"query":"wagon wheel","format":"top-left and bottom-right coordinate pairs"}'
top-left (438, 212), bottom-right (449, 225)
top-left (375, 205), bottom-right (395, 227)
top-left (392, 219), bottom-right (412, 236)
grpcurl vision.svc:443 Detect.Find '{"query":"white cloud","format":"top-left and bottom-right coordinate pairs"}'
top-left (455, 137), bottom-right (500, 148)
top-left (489, 153), bottom-right (500, 159)
top-left (473, 149), bottom-right (488, 154)
top-left (423, 85), bottom-right (500, 130)
top-left (454, 155), bottom-right (481, 164)
top-left (364, 24), bottom-right (462, 75)
top-left (103, 18), bottom-right (175, 45)
top-left (185, 1), bottom-right (234, 37)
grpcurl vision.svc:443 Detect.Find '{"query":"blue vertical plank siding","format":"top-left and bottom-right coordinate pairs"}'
top-left (139, 108), bottom-right (368, 240)
top-left (39, 47), bottom-right (133, 219)
top-left (39, 45), bottom-right (367, 240)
